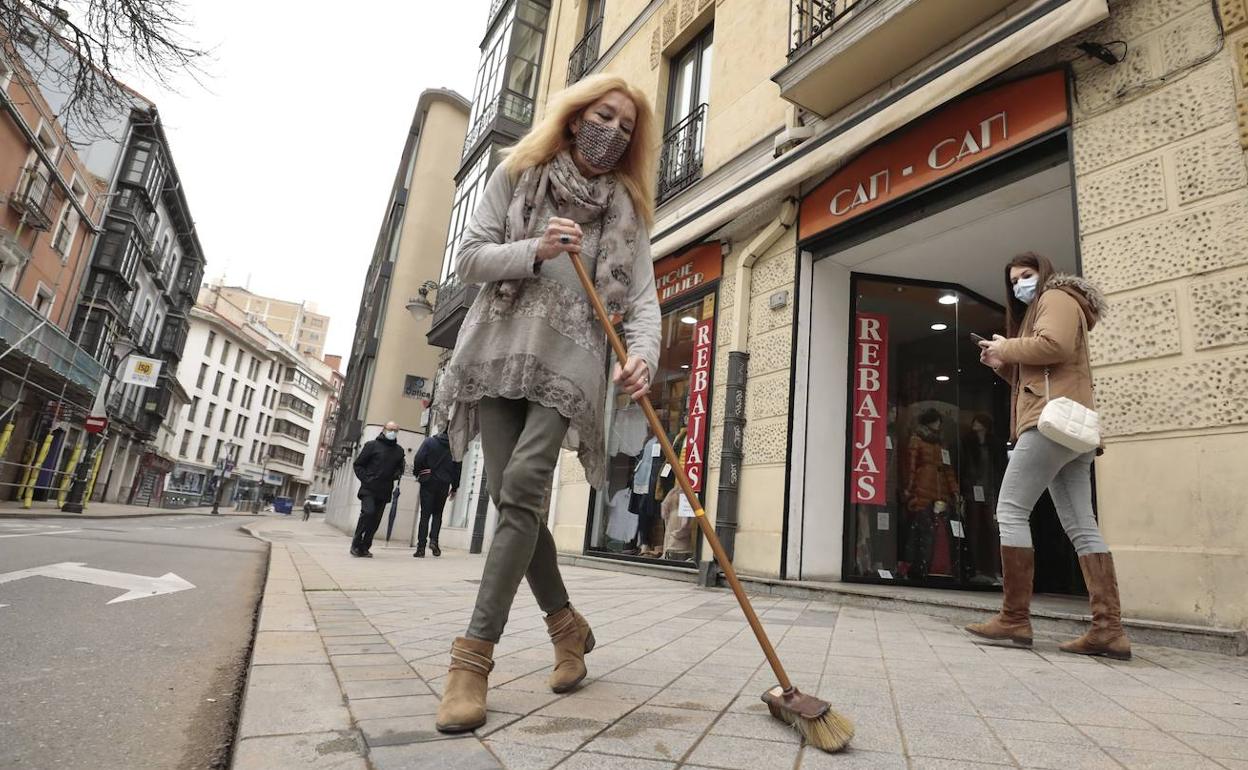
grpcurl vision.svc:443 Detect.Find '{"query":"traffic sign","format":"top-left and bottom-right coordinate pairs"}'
top-left (84, 416), bottom-right (109, 434)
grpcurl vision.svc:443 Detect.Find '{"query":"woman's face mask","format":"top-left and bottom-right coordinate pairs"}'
top-left (1013, 275), bottom-right (1039, 305)
top-left (574, 119), bottom-right (630, 171)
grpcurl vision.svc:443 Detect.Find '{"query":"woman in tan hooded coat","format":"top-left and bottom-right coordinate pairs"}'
top-left (966, 252), bottom-right (1131, 660)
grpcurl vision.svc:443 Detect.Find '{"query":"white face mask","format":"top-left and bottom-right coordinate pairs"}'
top-left (384, 430), bottom-right (398, 441)
top-left (1013, 275), bottom-right (1039, 305)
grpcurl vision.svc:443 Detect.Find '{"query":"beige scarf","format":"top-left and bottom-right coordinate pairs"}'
top-left (498, 150), bottom-right (638, 317)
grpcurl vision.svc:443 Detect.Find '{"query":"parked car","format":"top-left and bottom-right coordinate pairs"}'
top-left (303, 493), bottom-right (329, 515)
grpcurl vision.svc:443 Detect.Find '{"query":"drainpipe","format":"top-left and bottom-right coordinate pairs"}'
top-left (701, 198), bottom-right (797, 587)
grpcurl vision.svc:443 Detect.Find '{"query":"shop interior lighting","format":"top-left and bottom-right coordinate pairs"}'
top-left (938, 294), bottom-right (958, 305)
top-left (935, 375), bottom-right (951, 382)
top-left (930, 323), bottom-right (948, 331)
top-left (680, 315), bottom-right (698, 325)
top-left (681, 364), bottom-right (690, 370)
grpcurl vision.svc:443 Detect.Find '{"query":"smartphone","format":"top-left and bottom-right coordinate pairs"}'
top-left (969, 332), bottom-right (988, 344)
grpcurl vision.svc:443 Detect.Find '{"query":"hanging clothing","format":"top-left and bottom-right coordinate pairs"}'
top-left (633, 437), bottom-right (658, 494)
top-left (609, 403), bottom-right (648, 458)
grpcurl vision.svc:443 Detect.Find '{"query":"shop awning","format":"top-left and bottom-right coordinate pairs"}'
top-left (649, 0), bottom-right (1108, 258)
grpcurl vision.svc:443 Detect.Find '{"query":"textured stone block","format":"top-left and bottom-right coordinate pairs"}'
top-left (1237, 36), bottom-right (1248, 83)
top-left (1089, 289), bottom-right (1182, 365)
top-left (1174, 127), bottom-right (1248, 205)
top-left (750, 252), bottom-right (796, 297)
top-left (1191, 271), bottom-right (1248, 349)
top-left (1082, 196), bottom-right (1248, 292)
top-left (747, 289), bottom-right (794, 339)
top-left (1219, 0), bottom-right (1248, 31)
top-left (1095, 352), bottom-right (1248, 435)
top-left (745, 371), bottom-right (791, 422)
top-left (1107, 0), bottom-right (1209, 40)
top-left (650, 27), bottom-right (662, 70)
top-left (1238, 97), bottom-right (1248, 149)
top-left (1073, 64), bottom-right (1235, 175)
top-left (1071, 39), bottom-right (1161, 114)
top-left (662, 2), bottom-right (678, 44)
top-left (680, 0), bottom-right (694, 26)
top-left (1077, 155), bottom-right (1168, 234)
top-left (742, 417), bottom-right (789, 465)
top-left (744, 326), bottom-right (793, 377)
top-left (1160, 5), bottom-right (1225, 73)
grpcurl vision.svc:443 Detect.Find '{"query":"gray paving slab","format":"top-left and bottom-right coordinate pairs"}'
top-left (237, 664), bottom-right (351, 738)
top-left (231, 730), bottom-right (368, 770)
top-left (369, 738), bottom-right (504, 769)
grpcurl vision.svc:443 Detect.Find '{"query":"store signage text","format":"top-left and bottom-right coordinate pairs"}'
top-left (684, 319), bottom-right (713, 492)
top-left (799, 70), bottom-right (1069, 242)
top-left (653, 243), bottom-right (721, 305)
top-left (851, 313), bottom-right (888, 505)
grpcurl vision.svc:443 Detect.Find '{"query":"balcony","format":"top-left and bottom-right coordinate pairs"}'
top-left (426, 273), bottom-right (480, 349)
top-left (8, 165), bottom-right (54, 231)
top-left (0, 284), bottom-right (105, 397)
top-left (567, 17), bottom-right (603, 86)
top-left (461, 90), bottom-right (535, 163)
top-left (158, 319), bottom-right (188, 362)
top-left (141, 245), bottom-right (161, 274)
top-left (109, 188), bottom-right (156, 247)
top-left (658, 104), bottom-right (708, 203)
top-left (775, 0), bottom-right (1018, 117)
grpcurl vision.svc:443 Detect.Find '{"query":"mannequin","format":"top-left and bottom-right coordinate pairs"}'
top-left (961, 413), bottom-right (1003, 583)
top-left (901, 409), bottom-right (961, 579)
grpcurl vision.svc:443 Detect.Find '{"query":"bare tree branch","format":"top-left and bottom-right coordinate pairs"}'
top-left (0, 0), bottom-right (209, 140)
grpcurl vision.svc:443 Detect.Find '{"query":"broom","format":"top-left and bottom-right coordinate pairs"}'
top-left (566, 247), bottom-right (854, 753)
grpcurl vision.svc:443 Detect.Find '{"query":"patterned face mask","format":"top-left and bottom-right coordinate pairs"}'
top-left (574, 119), bottom-right (630, 171)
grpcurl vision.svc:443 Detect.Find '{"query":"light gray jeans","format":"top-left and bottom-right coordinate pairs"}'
top-left (997, 429), bottom-right (1108, 556)
top-left (466, 397), bottom-right (571, 643)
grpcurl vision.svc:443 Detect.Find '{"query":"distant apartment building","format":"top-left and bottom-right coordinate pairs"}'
top-left (326, 89), bottom-right (469, 543)
top-left (214, 284), bottom-right (330, 359)
top-left (313, 354), bottom-right (343, 493)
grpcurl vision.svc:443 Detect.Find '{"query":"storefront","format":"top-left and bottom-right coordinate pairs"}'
top-left (793, 69), bottom-right (1087, 594)
top-left (583, 242), bottom-right (721, 567)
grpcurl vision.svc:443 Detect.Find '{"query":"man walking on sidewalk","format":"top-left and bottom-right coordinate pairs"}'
top-left (350, 421), bottom-right (406, 557)
top-left (412, 429), bottom-right (462, 558)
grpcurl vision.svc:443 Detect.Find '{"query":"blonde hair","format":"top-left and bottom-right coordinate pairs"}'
top-left (503, 74), bottom-right (658, 227)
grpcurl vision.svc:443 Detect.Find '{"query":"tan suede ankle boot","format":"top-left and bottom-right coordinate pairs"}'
top-left (545, 605), bottom-right (594, 693)
top-left (435, 637), bottom-right (494, 733)
top-left (1060, 552), bottom-right (1132, 660)
top-left (966, 546), bottom-right (1035, 647)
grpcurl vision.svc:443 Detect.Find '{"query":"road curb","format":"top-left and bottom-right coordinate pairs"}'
top-left (0, 511), bottom-right (259, 520)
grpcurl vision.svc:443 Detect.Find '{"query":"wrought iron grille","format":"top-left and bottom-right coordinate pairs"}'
top-left (789, 0), bottom-right (879, 58)
top-left (657, 103), bottom-right (708, 203)
top-left (566, 17), bottom-right (603, 86)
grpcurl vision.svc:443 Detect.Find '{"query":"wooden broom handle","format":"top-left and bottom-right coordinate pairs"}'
top-left (567, 254), bottom-right (793, 691)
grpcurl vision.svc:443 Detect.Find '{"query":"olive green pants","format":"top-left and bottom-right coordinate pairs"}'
top-left (466, 397), bottom-right (571, 643)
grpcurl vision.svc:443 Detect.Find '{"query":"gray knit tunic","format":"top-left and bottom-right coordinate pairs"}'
top-left (435, 165), bottom-right (661, 489)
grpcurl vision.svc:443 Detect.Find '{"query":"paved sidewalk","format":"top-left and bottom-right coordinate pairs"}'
top-left (235, 520), bottom-right (1248, 770)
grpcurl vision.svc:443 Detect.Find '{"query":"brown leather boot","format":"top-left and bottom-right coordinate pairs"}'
top-left (545, 605), bottom-right (595, 693)
top-left (435, 637), bottom-right (494, 733)
top-left (966, 546), bottom-right (1034, 647)
top-left (1060, 552), bottom-right (1132, 660)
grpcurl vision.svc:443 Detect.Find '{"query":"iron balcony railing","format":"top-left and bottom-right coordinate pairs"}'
top-left (461, 90), bottom-right (536, 160)
top-left (789, 0), bottom-right (879, 58)
top-left (658, 103), bottom-right (708, 203)
top-left (8, 164), bottom-right (54, 231)
top-left (567, 17), bottom-right (603, 85)
top-left (0, 284), bottom-right (105, 394)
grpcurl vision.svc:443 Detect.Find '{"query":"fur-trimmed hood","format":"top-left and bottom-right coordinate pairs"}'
top-left (1043, 273), bottom-right (1107, 331)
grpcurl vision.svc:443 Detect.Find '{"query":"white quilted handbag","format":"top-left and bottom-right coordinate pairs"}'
top-left (1036, 316), bottom-right (1100, 453)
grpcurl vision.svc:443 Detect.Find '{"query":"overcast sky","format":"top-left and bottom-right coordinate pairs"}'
top-left (118, 1), bottom-right (489, 368)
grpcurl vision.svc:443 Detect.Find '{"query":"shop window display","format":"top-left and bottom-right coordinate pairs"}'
top-left (588, 294), bottom-right (713, 563)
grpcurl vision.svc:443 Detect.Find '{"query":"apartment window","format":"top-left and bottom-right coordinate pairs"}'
top-left (196, 435), bottom-right (208, 461)
top-left (0, 54), bottom-right (13, 91)
top-left (267, 361), bottom-right (275, 380)
top-left (283, 368), bottom-right (321, 397)
top-left (213, 439), bottom-right (223, 463)
top-left (220, 408), bottom-right (231, 432)
top-left (51, 180), bottom-right (85, 256)
top-left (220, 340), bottom-right (231, 365)
top-left (197, 363), bottom-right (208, 389)
top-left (269, 445), bottom-right (306, 467)
top-left (32, 285), bottom-right (54, 317)
top-left (247, 358), bottom-right (259, 381)
top-left (179, 430), bottom-right (192, 457)
top-left (212, 371), bottom-right (223, 396)
top-left (205, 402), bottom-right (216, 428)
top-left (188, 396), bottom-right (200, 422)
top-left (249, 440), bottom-right (258, 463)
top-left (272, 418), bottom-right (310, 443)
top-left (33, 121), bottom-right (60, 164)
top-left (441, 151), bottom-right (491, 282)
top-left (234, 348), bottom-right (244, 373)
top-left (205, 331), bottom-right (217, 356)
top-left (121, 138), bottom-right (168, 203)
top-left (236, 415), bottom-right (249, 439)
top-left (277, 393), bottom-right (315, 420)
top-left (228, 378), bottom-right (238, 403)
top-left (659, 25), bottom-right (713, 202)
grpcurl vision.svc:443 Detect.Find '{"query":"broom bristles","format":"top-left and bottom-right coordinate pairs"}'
top-left (765, 698), bottom-right (855, 753)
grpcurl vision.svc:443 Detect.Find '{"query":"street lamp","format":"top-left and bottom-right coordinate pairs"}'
top-left (405, 280), bottom-right (439, 321)
top-left (62, 341), bottom-right (139, 514)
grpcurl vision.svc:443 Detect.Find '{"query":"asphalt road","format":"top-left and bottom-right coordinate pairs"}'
top-left (0, 514), bottom-right (269, 770)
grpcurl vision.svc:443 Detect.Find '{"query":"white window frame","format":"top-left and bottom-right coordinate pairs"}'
top-left (51, 174), bottom-right (86, 257)
top-left (32, 120), bottom-right (61, 167)
top-left (0, 53), bottom-right (14, 92)
top-left (32, 282), bottom-right (55, 317)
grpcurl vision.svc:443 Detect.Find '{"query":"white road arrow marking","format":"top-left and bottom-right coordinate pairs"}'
top-left (0, 529), bottom-right (83, 539)
top-left (0, 562), bottom-right (195, 604)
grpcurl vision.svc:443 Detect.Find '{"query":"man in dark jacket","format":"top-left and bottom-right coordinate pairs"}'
top-left (412, 430), bottom-right (462, 558)
top-left (351, 421), bottom-right (406, 557)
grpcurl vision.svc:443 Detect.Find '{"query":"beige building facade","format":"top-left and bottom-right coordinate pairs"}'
top-left (326, 90), bottom-right (471, 546)
top-left (531, 0), bottom-right (1248, 634)
top-left (214, 284), bottom-right (331, 359)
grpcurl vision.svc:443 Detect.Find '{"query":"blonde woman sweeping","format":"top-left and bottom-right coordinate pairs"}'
top-left (432, 74), bottom-right (661, 733)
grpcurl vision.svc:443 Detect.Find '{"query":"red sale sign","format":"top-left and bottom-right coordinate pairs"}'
top-left (851, 313), bottom-right (888, 504)
top-left (684, 319), bottom-right (713, 492)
